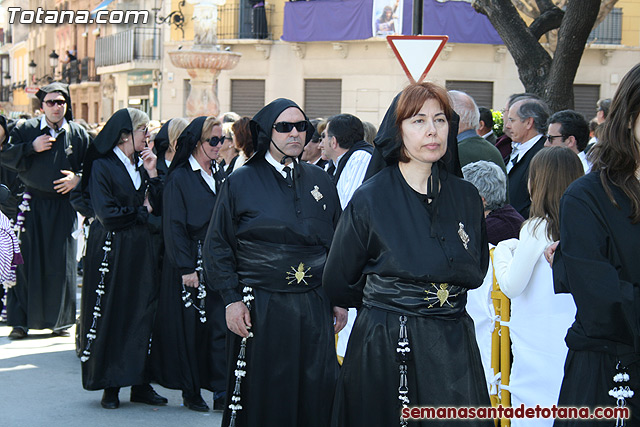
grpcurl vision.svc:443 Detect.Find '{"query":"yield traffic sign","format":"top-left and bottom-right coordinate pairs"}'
top-left (387, 35), bottom-right (449, 83)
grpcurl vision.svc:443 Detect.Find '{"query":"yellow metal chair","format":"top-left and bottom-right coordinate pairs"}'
top-left (490, 248), bottom-right (511, 426)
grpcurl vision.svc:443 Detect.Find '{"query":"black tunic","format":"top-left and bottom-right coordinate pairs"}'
top-left (0, 117), bottom-right (89, 330)
top-left (204, 157), bottom-right (341, 427)
top-left (553, 172), bottom-right (640, 425)
top-left (80, 152), bottom-right (162, 390)
top-left (323, 165), bottom-right (492, 427)
top-left (150, 164), bottom-right (226, 395)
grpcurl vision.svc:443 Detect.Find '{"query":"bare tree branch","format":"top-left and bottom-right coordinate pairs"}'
top-left (530, 5), bottom-right (564, 39)
top-left (535, 0), bottom-right (557, 13)
top-left (511, 0), bottom-right (539, 19)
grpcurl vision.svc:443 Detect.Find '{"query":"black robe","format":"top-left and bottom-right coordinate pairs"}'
top-left (0, 117), bottom-right (89, 330)
top-left (323, 164), bottom-right (492, 427)
top-left (80, 151), bottom-right (162, 390)
top-left (553, 172), bottom-right (640, 425)
top-left (150, 165), bottom-right (226, 396)
top-left (204, 157), bottom-right (341, 427)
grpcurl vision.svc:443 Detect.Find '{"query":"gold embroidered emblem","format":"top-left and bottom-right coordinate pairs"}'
top-left (458, 222), bottom-right (469, 250)
top-left (286, 262), bottom-right (312, 285)
top-left (424, 283), bottom-right (459, 308)
top-left (311, 185), bottom-right (323, 201)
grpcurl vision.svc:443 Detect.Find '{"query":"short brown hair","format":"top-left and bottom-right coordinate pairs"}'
top-left (528, 146), bottom-right (584, 240)
top-left (232, 117), bottom-right (253, 157)
top-left (394, 82), bottom-right (452, 163)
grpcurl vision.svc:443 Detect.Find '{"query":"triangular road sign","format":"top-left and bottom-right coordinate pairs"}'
top-left (387, 35), bottom-right (449, 83)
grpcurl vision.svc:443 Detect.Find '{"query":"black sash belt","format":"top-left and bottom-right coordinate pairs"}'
top-left (236, 238), bottom-right (326, 293)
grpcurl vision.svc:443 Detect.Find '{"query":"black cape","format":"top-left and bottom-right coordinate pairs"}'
top-left (553, 172), bottom-right (640, 425)
top-left (0, 116), bottom-right (23, 219)
top-left (0, 115), bottom-right (90, 330)
top-left (150, 118), bottom-right (226, 396)
top-left (204, 156), bottom-right (341, 426)
top-left (78, 110), bottom-right (163, 390)
top-left (323, 164), bottom-right (491, 426)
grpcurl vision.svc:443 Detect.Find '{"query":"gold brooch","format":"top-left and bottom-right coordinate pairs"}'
top-left (458, 222), bottom-right (469, 250)
top-left (286, 262), bottom-right (312, 285)
top-left (424, 283), bottom-right (459, 308)
top-left (310, 185), bottom-right (323, 201)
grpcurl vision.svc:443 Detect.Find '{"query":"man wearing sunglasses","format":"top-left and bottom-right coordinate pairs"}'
top-left (204, 98), bottom-right (346, 427)
top-left (545, 109), bottom-right (591, 173)
top-left (0, 82), bottom-right (90, 340)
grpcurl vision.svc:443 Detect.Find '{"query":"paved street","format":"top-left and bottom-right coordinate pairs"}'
top-left (0, 288), bottom-right (223, 427)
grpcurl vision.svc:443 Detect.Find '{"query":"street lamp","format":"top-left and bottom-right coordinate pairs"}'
top-left (49, 50), bottom-right (59, 78)
top-left (28, 60), bottom-right (37, 76)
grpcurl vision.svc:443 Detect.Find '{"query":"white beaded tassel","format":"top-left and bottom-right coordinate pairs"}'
top-left (80, 232), bottom-right (112, 363)
top-left (228, 286), bottom-right (254, 427)
top-left (180, 240), bottom-right (207, 323)
top-left (397, 315), bottom-right (411, 427)
top-left (609, 361), bottom-right (634, 427)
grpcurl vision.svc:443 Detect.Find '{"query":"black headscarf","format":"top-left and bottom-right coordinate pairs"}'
top-left (248, 98), bottom-right (313, 164)
top-left (167, 116), bottom-right (207, 175)
top-left (0, 115), bottom-right (9, 146)
top-left (80, 108), bottom-right (134, 190)
top-left (36, 82), bottom-right (74, 122)
top-left (154, 119), bottom-right (171, 158)
top-left (373, 91), bottom-right (462, 178)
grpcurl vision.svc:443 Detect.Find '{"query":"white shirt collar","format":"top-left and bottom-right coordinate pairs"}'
top-left (113, 146), bottom-right (142, 190)
top-left (481, 130), bottom-right (494, 138)
top-left (578, 150), bottom-right (591, 174)
top-left (189, 154), bottom-right (216, 193)
top-left (40, 115), bottom-right (70, 136)
top-left (511, 134), bottom-right (542, 161)
top-left (189, 154), bottom-right (204, 172)
top-left (265, 150), bottom-right (295, 178)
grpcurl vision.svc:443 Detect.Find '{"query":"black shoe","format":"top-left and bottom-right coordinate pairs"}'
top-left (130, 384), bottom-right (168, 406)
top-left (213, 396), bottom-right (225, 412)
top-left (183, 393), bottom-right (209, 412)
top-left (51, 328), bottom-right (70, 337)
top-left (8, 328), bottom-right (27, 340)
top-left (101, 387), bottom-right (120, 409)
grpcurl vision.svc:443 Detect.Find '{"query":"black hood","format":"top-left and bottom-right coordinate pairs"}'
top-left (154, 119), bottom-right (171, 157)
top-left (36, 82), bottom-right (74, 122)
top-left (168, 116), bottom-right (207, 175)
top-left (0, 115), bottom-right (8, 146)
top-left (248, 98), bottom-right (313, 163)
top-left (373, 92), bottom-right (462, 178)
top-left (80, 108), bottom-right (134, 190)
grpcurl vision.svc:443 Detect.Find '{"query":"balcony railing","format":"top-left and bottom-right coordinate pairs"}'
top-left (62, 60), bottom-right (80, 84)
top-left (218, 4), bottom-right (275, 40)
top-left (0, 86), bottom-right (10, 102)
top-left (96, 28), bottom-right (162, 68)
top-left (81, 57), bottom-right (100, 82)
top-left (62, 57), bottom-right (100, 84)
top-left (588, 8), bottom-right (622, 45)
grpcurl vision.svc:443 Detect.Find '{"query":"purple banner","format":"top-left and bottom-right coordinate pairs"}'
top-left (282, 0), bottom-right (503, 45)
top-left (282, 0), bottom-right (374, 42)
top-left (416, 0), bottom-right (502, 44)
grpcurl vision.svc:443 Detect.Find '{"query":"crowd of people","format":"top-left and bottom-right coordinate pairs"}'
top-left (0, 62), bottom-right (639, 427)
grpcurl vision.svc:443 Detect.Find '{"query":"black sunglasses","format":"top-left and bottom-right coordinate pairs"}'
top-left (205, 136), bottom-right (225, 146)
top-left (545, 134), bottom-right (566, 143)
top-left (44, 99), bottom-right (66, 107)
top-left (273, 121), bottom-right (308, 133)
